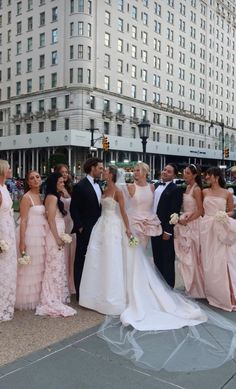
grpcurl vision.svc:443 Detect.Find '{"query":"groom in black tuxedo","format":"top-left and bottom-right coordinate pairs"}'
top-left (151, 163), bottom-right (183, 288)
top-left (70, 157), bottom-right (103, 300)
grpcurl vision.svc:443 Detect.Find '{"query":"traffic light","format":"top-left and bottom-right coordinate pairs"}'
top-left (102, 136), bottom-right (110, 152)
top-left (224, 147), bottom-right (229, 158)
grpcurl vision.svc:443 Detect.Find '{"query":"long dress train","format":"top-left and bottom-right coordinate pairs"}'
top-left (98, 185), bottom-right (236, 372)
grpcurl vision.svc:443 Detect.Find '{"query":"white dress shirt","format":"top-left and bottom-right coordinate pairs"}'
top-left (153, 181), bottom-right (172, 214)
top-left (86, 175), bottom-right (102, 204)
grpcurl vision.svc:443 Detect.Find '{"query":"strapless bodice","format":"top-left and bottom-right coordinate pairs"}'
top-left (101, 196), bottom-right (118, 216)
top-left (203, 196), bottom-right (226, 216)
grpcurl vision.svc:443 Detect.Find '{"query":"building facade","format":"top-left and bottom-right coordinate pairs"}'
top-left (0, 0), bottom-right (236, 178)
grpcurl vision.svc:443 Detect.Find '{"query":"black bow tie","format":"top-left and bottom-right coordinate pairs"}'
top-left (94, 178), bottom-right (100, 184)
top-left (158, 182), bottom-right (166, 186)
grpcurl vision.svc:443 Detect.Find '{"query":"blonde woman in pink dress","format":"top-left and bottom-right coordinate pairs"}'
top-left (36, 173), bottom-right (76, 317)
top-left (174, 165), bottom-right (205, 298)
top-left (201, 167), bottom-right (236, 311)
top-left (0, 160), bottom-right (17, 321)
top-left (15, 171), bottom-right (47, 310)
top-left (54, 164), bottom-right (76, 294)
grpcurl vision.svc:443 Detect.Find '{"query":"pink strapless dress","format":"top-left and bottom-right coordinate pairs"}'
top-left (15, 201), bottom-right (47, 310)
top-left (36, 209), bottom-right (76, 317)
top-left (128, 184), bottom-right (162, 247)
top-left (0, 185), bottom-right (17, 321)
top-left (61, 196), bottom-right (76, 294)
top-left (200, 196), bottom-right (236, 311)
top-left (174, 186), bottom-right (205, 298)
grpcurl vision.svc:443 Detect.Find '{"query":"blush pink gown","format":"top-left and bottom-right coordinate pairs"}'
top-left (174, 185), bottom-right (205, 298)
top-left (0, 184), bottom-right (17, 321)
top-left (61, 196), bottom-right (76, 294)
top-left (128, 184), bottom-right (162, 247)
top-left (15, 195), bottom-right (46, 310)
top-left (200, 196), bottom-right (236, 311)
top-left (36, 208), bottom-right (76, 317)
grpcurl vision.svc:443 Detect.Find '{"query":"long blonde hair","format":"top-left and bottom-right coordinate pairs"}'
top-left (134, 162), bottom-right (149, 176)
top-left (0, 160), bottom-right (9, 177)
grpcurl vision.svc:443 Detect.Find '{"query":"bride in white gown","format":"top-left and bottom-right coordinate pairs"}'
top-left (79, 165), bottom-right (131, 315)
top-left (98, 165), bottom-right (236, 372)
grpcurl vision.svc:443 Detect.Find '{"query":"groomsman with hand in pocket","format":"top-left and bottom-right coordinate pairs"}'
top-left (152, 163), bottom-right (183, 288)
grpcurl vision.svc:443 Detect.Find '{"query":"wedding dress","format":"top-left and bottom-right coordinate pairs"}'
top-left (79, 195), bottom-right (126, 315)
top-left (98, 181), bottom-right (236, 372)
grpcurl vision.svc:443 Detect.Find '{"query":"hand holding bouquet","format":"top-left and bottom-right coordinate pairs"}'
top-left (169, 213), bottom-right (179, 225)
top-left (0, 240), bottom-right (9, 255)
top-left (60, 233), bottom-right (73, 244)
top-left (128, 235), bottom-right (139, 248)
top-left (214, 211), bottom-right (228, 224)
top-left (18, 252), bottom-right (31, 265)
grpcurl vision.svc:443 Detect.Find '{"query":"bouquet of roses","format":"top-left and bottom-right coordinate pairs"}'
top-left (169, 213), bottom-right (180, 225)
top-left (214, 211), bottom-right (228, 224)
top-left (0, 240), bottom-right (9, 255)
top-left (61, 233), bottom-right (73, 244)
top-left (18, 252), bottom-right (31, 265)
top-left (129, 235), bottom-right (139, 248)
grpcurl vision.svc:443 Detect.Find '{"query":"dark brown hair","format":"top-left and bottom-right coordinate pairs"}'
top-left (186, 164), bottom-right (202, 189)
top-left (83, 157), bottom-right (103, 174)
top-left (54, 164), bottom-right (73, 195)
top-left (206, 166), bottom-right (226, 188)
top-left (24, 170), bottom-right (40, 193)
top-left (108, 165), bottom-right (118, 183)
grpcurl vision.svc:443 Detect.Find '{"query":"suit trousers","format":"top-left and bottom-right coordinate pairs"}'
top-left (151, 235), bottom-right (175, 288)
top-left (74, 228), bottom-right (92, 301)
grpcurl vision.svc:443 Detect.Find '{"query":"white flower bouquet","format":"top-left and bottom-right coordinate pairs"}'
top-left (128, 235), bottom-right (139, 248)
top-left (0, 240), bottom-right (9, 255)
top-left (214, 211), bottom-right (228, 224)
top-left (61, 233), bottom-right (73, 244)
top-left (169, 213), bottom-right (180, 225)
top-left (18, 252), bottom-right (31, 265)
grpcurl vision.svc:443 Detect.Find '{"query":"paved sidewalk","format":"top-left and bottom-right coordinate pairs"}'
top-left (1, 321), bottom-right (236, 389)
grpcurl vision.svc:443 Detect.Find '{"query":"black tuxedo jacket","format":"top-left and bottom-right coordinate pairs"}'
top-left (155, 182), bottom-right (183, 235)
top-left (70, 177), bottom-right (101, 234)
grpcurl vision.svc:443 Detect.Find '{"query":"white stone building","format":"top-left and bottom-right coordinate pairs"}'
top-left (0, 0), bottom-right (236, 177)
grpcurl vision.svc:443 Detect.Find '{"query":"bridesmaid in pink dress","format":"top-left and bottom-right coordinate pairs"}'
top-left (174, 165), bottom-right (205, 298)
top-left (0, 160), bottom-right (17, 321)
top-left (200, 167), bottom-right (236, 311)
top-left (15, 171), bottom-right (46, 310)
top-left (36, 172), bottom-right (76, 317)
top-left (54, 164), bottom-right (76, 294)
top-left (127, 162), bottom-right (162, 247)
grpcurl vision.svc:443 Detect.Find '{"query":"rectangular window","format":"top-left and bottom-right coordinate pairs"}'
top-left (65, 95), bottom-right (70, 109)
top-left (39, 33), bottom-right (45, 47)
top-left (65, 118), bottom-right (69, 130)
top-left (27, 37), bottom-right (33, 51)
top-left (16, 81), bottom-right (21, 96)
top-left (27, 79), bottom-right (32, 93)
top-left (40, 12), bottom-right (45, 26)
top-left (51, 120), bottom-right (57, 131)
top-left (78, 22), bottom-right (84, 35)
top-left (27, 123), bottom-right (32, 134)
top-left (117, 124), bottom-right (122, 136)
top-left (52, 29), bottom-right (58, 43)
top-left (52, 7), bottom-right (58, 22)
top-left (51, 97), bottom-right (57, 109)
top-left (28, 17), bottom-right (33, 31)
top-left (78, 45), bottom-right (83, 58)
top-left (39, 76), bottom-right (45, 90)
top-left (51, 73), bottom-right (57, 88)
top-left (78, 68), bottom-right (83, 82)
top-left (39, 100), bottom-right (44, 111)
top-left (27, 58), bottom-right (32, 72)
top-left (39, 122), bottom-right (44, 133)
top-left (16, 124), bottom-right (21, 135)
top-left (52, 51), bottom-right (58, 65)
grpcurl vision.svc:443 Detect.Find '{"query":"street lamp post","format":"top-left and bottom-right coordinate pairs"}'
top-left (138, 119), bottom-right (150, 163)
top-left (209, 120), bottom-right (225, 165)
top-left (86, 127), bottom-right (99, 157)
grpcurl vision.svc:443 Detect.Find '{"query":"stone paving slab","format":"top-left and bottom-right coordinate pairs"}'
top-left (1, 325), bottom-right (236, 389)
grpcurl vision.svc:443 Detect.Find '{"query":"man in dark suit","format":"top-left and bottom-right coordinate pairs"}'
top-left (151, 163), bottom-right (183, 288)
top-left (70, 157), bottom-right (103, 300)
